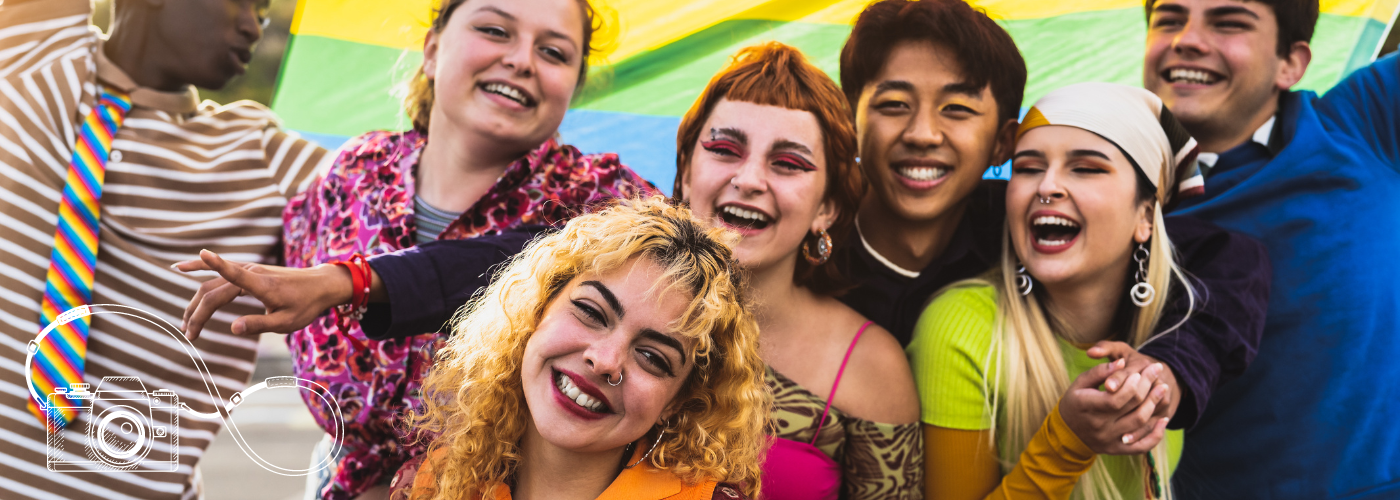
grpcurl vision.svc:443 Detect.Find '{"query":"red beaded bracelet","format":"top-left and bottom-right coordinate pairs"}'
top-left (332, 253), bottom-right (372, 335)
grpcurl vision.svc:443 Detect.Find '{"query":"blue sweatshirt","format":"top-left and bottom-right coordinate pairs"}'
top-left (1172, 53), bottom-right (1400, 499)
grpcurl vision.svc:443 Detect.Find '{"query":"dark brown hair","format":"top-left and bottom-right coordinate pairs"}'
top-left (673, 42), bottom-right (863, 296)
top-left (404, 0), bottom-right (605, 132)
top-left (1144, 0), bottom-right (1318, 57)
top-left (840, 0), bottom-right (1027, 125)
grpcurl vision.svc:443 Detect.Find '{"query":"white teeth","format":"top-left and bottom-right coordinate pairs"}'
top-left (1032, 216), bottom-right (1079, 228)
top-left (555, 372), bottom-right (605, 412)
top-left (898, 166), bottom-right (948, 182)
top-left (721, 205), bottom-right (769, 222)
top-left (1168, 68), bottom-right (1218, 85)
top-left (1037, 238), bottom-right (1071, 247)
top-left (483, 83), bottom-right (529, 105)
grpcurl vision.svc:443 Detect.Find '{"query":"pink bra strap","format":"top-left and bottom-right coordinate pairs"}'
top-left (811, 321), bottom-right (874, 446)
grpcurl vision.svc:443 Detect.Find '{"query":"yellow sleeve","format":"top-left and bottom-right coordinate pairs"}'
top-left (924, 424), bottom-right (1001, 500)
top-left (924, 404), bottom-right (1097, 500)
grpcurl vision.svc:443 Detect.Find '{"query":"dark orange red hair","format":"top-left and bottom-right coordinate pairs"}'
top-left (673, 42), bottom-right (862, 296)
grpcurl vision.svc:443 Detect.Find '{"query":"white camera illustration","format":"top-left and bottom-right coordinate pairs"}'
top-left (27, 305), bottom-right (343, 476)
top-left (46, 377), bottom-right (179, 472)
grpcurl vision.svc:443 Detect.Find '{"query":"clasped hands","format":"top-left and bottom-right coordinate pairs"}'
top-left (1059, 341), bottom-right (1180, 455)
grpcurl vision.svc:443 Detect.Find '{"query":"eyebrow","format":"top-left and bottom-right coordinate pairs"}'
top-left (771, 139), bottom-right (814, 157)
top-left (1205, 5), bottom-right (1260, 19)
top-left (640, 329), bottom-right (688, 366)
top-left (1152, 3), bottom-right (1188, 15)
top-left (1153, 2), bottom-right (1259, 20)
top-left (474, 6), bottom-right (578, 48)
top-left (580, 281), bottom-right (623, 319)
top-left (943, 81), bottom-right (986, 99)
top-left (476, 5), bottom-right (516, 20)
top-left (1012, 149), bottom-right (1112, 161)
top-left (1069, 149), bottom-right (1112, 160)
top-left (872, 80), bottom-right (915, 96)
top-left (711, 127), bottom-right (749, 144)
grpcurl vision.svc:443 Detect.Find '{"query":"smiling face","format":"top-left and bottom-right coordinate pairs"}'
top-left (520, 258), bottom-right (695, 453)
top-left (680, 100), bottom-right (836, 274)
top-left (854, 41), bottom-right (1015, 224)
top-left (422, 0), bottom-right (584, 152)
top-left (1143, 0), bottom-right (1305, 147)
top-left (1008, 126), bottom-right (1154, 288)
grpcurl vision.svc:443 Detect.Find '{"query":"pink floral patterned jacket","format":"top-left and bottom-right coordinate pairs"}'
top-left (282, 129), bottom-right (656, 499)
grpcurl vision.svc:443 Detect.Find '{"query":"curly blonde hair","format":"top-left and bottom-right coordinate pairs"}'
top-left (406, 197), bottom-right (770, 499)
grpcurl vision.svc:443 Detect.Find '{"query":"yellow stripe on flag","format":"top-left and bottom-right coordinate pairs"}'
top-left (292, 0), bottom-right (434, 49)
top-left (290, 0), bottom-right (1398, 59)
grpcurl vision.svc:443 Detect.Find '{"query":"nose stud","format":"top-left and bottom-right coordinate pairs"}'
top-left (606, 370), bottom-right (623, 387)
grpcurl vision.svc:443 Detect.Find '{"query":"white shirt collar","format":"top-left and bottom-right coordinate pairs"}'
top-left (1197, 116), bottom-right (1276, 171)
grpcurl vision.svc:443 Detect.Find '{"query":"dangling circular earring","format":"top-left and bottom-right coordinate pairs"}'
top-left (1130, 243), bottom-right (1156, 307)
top-left (624, 423), bottom-right (669, 469)
top-left (1016, 265), bottom-right (1033, 296)
top-left (802, 228), bottom-right (833, 265)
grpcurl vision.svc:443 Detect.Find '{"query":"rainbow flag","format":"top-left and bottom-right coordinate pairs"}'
top-left (272, 0), bottom-right (1399, 192)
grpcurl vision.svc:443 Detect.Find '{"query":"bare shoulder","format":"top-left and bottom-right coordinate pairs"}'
top-left (822, 300), bottom-right (921, 424)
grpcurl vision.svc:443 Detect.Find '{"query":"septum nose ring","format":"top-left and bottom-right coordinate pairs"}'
top-left (1038, 197), bottom-right (1052, 204)
top-left (607, 370), bottom-right (623, 387)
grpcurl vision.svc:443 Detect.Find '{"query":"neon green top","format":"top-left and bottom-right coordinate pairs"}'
top-left (906, 284), bottom-right (1183, 498)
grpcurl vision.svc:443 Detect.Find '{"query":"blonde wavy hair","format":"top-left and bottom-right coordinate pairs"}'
top-left (406, 197), bottom-right (770, 499)
top-left (952, 190), bottom-right (1194, 500)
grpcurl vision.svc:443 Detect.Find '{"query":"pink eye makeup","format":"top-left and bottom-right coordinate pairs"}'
top-left (771, 153), bottom-right (816, 172)
top-left (701, 140), bottom-right (745, 158)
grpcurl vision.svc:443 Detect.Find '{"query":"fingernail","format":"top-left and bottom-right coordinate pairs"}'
top-left (1122, 434), bottom-right (1133, 444)
top-left (1116, 359), bottom-right (1126, 368)
top-left (1106, 379), bottom-right (1119, 391)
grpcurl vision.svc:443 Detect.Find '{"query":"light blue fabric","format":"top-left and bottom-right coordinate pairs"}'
top-left (1171, 53), bottom-right (1400, 499)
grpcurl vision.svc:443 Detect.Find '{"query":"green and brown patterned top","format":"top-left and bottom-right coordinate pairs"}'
top-left (766, 367), bottom-right (924, 499)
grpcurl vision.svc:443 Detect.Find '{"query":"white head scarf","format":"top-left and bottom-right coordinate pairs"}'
top-left (1017, 82), bottom-right (1203, 205)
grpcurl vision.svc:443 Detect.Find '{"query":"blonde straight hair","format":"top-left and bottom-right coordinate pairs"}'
top-left (972, 201), bottom-right (1194, 500)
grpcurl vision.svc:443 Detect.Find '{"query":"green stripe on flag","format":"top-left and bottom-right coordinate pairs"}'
top-left (273, 10), bottom-right (1379, 140)
top-left (272, 34), bottom-right (420, 137)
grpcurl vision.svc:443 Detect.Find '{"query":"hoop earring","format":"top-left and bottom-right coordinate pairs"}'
top-left (1016, 265), bottom-right (1033, 296)
top-left (1130, 243), bottom-right (1156, 307)
top-left (802, 228), bottom-right (833, 265)
top-left (606, 370), bottom-right (622, 387)
top-left (624, 426), bottom-right (667, 469)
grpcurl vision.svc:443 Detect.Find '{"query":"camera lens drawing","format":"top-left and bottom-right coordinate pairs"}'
top-left (25, 304), bottom-right (344, 476)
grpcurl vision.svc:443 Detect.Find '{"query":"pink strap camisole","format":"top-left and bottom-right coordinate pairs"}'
top-left (760, 321), bottom-right (874, 500)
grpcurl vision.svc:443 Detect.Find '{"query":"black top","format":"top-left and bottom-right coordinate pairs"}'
top-left (836, 180), bottom-right (1007, 346)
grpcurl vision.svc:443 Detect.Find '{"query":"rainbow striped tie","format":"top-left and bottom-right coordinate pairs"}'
top-left (27, 87), bottom-right (132, 432)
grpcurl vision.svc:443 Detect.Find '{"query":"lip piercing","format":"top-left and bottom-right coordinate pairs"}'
top-left (1039, 197), bottom-right (1052, 204)
top-left (607, 370), bottom-right (623, 387)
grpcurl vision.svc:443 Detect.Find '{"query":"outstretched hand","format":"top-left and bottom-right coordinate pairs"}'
top-left (175, 250), bottom-right (353, 340)
top-left (1058, 356), bottom-right (1171, 455)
